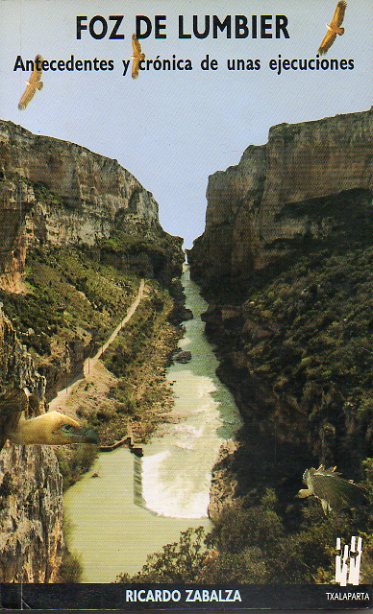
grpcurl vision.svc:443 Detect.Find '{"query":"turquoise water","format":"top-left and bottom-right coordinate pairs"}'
top-left (64, 266), bottom-right (242, 582)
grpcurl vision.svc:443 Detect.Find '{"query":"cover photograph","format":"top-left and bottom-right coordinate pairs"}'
top-left (0, 0), bottom-right (372, 610)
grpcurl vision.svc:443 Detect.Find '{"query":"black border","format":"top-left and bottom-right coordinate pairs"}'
top-left (0, 584), bottom-right (372, 611)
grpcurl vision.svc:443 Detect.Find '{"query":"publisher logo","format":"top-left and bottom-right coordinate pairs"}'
top-left (335, 536), bottom-right (363, 586)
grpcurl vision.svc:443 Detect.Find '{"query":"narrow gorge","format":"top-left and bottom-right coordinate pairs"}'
top-left (189, 107), bottom-right (372, 475)
top-left (0, 106), bottom-right (372, 585)
top-left (0, 120), bottom-right (183, 581)
top-left (188, 107), bottom-right (372, 582)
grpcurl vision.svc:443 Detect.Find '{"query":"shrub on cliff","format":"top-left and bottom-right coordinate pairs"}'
top-left (236, 244), bottom-right (373, 479)
top-left (0, 473), bottom-right (14, 509)
top-left (58, 550), bottom-right (82, 583)
top-left (118, 477), bottom-right (371, 585)
top-left (58, 514), bottom-right (83, 582)
top-left (199, 547), bottom-right (269, 583)
top-left (116, 527), bottom-right (208, 583)
top-left (208, 490), bottom-right (283, 555)
top-left (0, 245), bottom-right (137, 365)
top-left (97, 232), bottom-right (181, 284)
top-left (55, 444), bottom-right (97, 491)
top-left (103, 294), bottom-right (160, 378)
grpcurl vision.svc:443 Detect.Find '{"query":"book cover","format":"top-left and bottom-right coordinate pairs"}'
top-left (0, 0), bottom-right (372, 610)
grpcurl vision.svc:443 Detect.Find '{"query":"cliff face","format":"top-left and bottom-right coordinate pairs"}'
top-left (0, 444), bottom-right (64, 582)
top-left (0, 120), bottom-right (177, 293)
top-left (0, 308), bottom-right (64, 582)
top-left (0, 120), bottom-right (182, 582)
top-left (0, 120), bottom-right (183, 397)
top-left (189, 109), bottom-right (373, 511)
top-left (189, 108), bottom-right (372, 286)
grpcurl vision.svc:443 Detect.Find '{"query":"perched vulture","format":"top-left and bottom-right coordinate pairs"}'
top-left (318, 1), bottom-right (347, 55)
top-left (131, 35), bottom-right (145, 79)
top-left (0, 387), bottom-right (98, 449)
top-left (297, 465), bottom-right (366, 515)
top-left (18, 54), bottom-right (44, 110)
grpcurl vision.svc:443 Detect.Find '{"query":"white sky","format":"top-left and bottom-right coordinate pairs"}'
top-left (0, 0), bottom-right (372, 247)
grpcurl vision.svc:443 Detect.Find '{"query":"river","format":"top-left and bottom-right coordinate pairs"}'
top-left (64, 265), bottom-right (242, 582)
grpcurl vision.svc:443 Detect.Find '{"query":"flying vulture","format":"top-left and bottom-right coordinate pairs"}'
top-left (131, 35), bottom-right (145, 79)
top-left (18, 54), bottom-right (44, 110)
top-left (318, 1), bottom-right (347, 55)
top-left (297, 465), bottom-right (366, 515)
top-left (0, 387), bottom-right (98, 449)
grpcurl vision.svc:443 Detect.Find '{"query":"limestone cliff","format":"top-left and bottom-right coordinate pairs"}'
top-left (189, 108), bottom-right (372, 512)
top-left (0, 119), bottom-right (183, 399)
top-left (0, 308), bottom-right (64, 582)
top-left (189, 108), bottom-right (372, 286)
top-left (0, 119), bottom-right (181, 293)
top-left (0, 120), bottom-right (182, 582)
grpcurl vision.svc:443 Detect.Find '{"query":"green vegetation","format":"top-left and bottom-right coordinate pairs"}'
top-left (0, 473), bottom-right (13, 498)
top-left (202, 225), bottom-right (373, 584)
top-left (0, 239), bottom-right (181, 455)
top-left (58, 514), bottom-right (83, 582)
top-left (117, 195), bottom-right (372, 585)
top-left (0, 244), bottom-right (137, 364)
top-left (89, 285), bottom-right (179, 444)
top-left (104, 291), bottom-right (166, 378)
top-left (0, 176), bottom-right (186, 584)
top-left (117, 527), bottom-right (208, 583)
top-left (0, 473), bottom-right (14, 510)
top-left (55, 444), bottom-right (98, 491)
top-left (0, 245), bottom-right (133, 482)
top-left (205, 479), bottom-right (372, 584)
top-left (243, 247), bottom-right (372, 405)
top-left (117, 465), bottom-right (372, 584)
top-left (238, 245), bottom-right (373, 478)
top-left (99, 231), bottom-right (171, 260)
top-left (98, 228), bottom-right (184, 285)
top-left (58, 549), bottom-right (82, 583)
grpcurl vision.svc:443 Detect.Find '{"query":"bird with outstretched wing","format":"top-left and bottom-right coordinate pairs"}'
top-left (18, 54), bottom-right (44, 110)
top-left (297, 465), bottom-right (367, 515)
top-left (131, 35), bottom-right (145, 79)
top-left (0, 387), bottom-right (99, 451)
top-left (318, 1), bottom-right (347, 55)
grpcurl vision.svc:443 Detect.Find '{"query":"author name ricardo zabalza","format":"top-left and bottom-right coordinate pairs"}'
top-left (124, 588), bottom-right (372, 605)
top-left (125, 588), bottom-right (242, 603)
